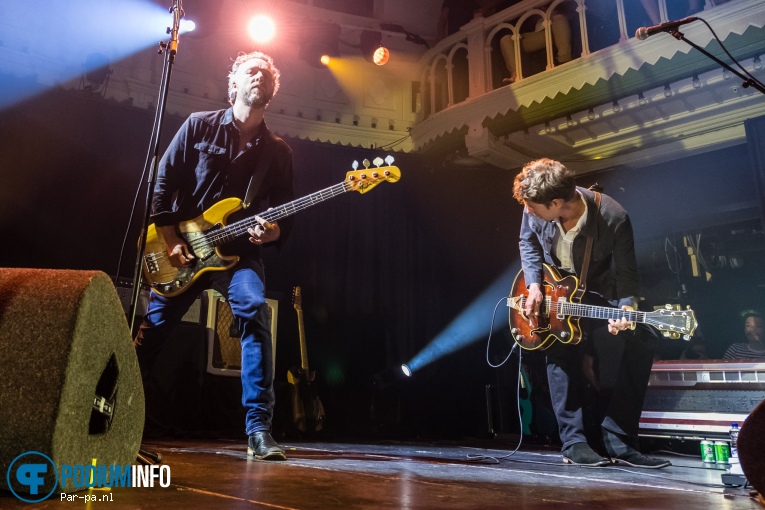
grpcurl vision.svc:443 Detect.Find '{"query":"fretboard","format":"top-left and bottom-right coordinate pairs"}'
top-left (207, 181), bottom-right (350, 247)
top-left (554, 301), bottom-right (646, 323)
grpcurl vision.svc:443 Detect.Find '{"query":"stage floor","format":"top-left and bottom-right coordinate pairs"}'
top-left (2, 438), bottom-right (760, 509)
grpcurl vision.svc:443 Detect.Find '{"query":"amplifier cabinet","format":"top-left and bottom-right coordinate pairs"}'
top-left (204, 290), bottom-right (278, 377)
top-left (639, 360), bottom-right (765, 440)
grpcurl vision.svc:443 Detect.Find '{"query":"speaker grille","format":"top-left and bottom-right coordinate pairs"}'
top-left (205, 291), bottom-right (278, 376)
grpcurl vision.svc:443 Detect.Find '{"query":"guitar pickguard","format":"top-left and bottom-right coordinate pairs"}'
top-left (143, 218), bottom-right (238, 297)
top-left (508, 266), bottom-right (583, 350)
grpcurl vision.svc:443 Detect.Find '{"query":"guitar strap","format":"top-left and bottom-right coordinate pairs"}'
top-left (242, 144), bottom-right (274, 210)
top-left (576, 191), bottom-right (601, 297)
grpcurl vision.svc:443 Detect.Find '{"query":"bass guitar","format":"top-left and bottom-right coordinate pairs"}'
top-left (508, 264), bottom-right (698, 350)
top-left (142, 157), bottom-right (401, 297)
top-left (286, 286), bottom-right (325, 433)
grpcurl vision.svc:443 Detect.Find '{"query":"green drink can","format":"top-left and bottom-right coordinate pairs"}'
top-left (700, 440), bottom-right (715, 463)
top-left (714, 441), bottom-right (730, 463)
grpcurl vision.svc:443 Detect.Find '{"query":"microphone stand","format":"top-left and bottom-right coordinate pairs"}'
top-left (668, 29), bottom-right (765, 95)
top-left (127, 0), bottom-right (184, 332)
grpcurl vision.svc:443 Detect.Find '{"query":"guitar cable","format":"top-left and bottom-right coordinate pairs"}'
top-left (466, 297), bottom-right (524, 463)
top-left (464, 302), bottom-right (738, 491)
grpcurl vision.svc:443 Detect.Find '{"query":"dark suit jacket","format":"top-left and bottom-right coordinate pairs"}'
top-left (518, 186), bottom-right (639, 309)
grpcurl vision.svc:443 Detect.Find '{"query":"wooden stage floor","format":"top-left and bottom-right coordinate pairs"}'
top-left (2, 438), bottom-right (760, 509)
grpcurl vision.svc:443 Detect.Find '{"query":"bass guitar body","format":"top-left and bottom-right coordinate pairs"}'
top-left (143, 198), bottom-right (243, 297)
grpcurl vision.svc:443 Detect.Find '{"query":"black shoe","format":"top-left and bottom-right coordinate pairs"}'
top-left (602, 428), bottom-right (670, 469)
top-left (247, 431), bottom-right (286, 461)
top-left (562, 443), bottom-right (611, 467)
top-left (610, 450), bottom-right (671, 469)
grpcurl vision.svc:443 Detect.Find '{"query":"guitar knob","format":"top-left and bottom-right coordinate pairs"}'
top-left (560, 331), bottom-right (569, 339)
top-left (511, 328), bottom-right (519, 334)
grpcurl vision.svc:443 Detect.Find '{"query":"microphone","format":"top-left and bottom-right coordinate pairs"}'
top-left (635, 16), bottom-right (699, 40)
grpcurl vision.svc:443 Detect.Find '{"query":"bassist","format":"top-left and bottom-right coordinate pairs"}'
top-left (135, 51), bottom-right (292, 461)
top-left (513, 158), bottom-right (669, 469)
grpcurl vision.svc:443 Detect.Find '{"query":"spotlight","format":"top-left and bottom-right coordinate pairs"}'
top-left (373, 46), bottom-right (390, 66)
top-left (248, 15), bottom-right (275, 43)
top-left (361, 30), bottom-right (390, 66)
top-left (401, 364), bottom-right (412, 377)
top-left (179, 19), bottom-right (195, 33)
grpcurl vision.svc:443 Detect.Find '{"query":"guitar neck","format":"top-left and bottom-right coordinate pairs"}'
top-left (555, 301), bottom-right (646, 323)
top-left (296, 308), bottom-right (310, 372)
top-left (210, 181), bottom-right (350, 247)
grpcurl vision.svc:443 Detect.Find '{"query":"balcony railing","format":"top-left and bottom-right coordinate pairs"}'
top-left (418, 0), bottom-right (723, 119)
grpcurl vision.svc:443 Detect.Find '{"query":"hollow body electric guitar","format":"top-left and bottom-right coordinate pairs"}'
top-left (508, 264), bottom-right (698, 350)
top-left (142, 157), bottom-right (401, 297)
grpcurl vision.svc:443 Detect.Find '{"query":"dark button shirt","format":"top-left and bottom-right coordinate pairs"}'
top-left (152, 107), bottom-right (294, 256)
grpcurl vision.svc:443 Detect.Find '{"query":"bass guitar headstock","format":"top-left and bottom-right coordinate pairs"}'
top-left (345, 155), bottom-right (401, 194)
top-left (292, 285), bottom-right (302, 312)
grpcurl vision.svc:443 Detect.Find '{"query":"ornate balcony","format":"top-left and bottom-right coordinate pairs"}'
top-left (412, 0), bottom-right (765, 172)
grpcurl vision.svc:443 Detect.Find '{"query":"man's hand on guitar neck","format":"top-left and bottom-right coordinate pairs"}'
top-left (524, 283), bottom-right (545, 328)
top-left (608, 305), bottom-right (636, 335)
top-left (248, 215), bottom-right (280, 245)
top-left (159, 225), bottom-right (195, 268)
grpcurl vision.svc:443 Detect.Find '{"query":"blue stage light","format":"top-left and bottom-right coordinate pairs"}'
top-left (405, 262), bottom-right (521, 374)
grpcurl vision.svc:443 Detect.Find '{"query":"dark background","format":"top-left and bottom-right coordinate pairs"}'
top-left (1, 82), bottom-right (764, 441)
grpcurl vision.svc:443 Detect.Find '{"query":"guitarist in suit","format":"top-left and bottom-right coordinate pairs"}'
top-left (134, 51), bottom-right (293, 460)
top-left (512, 158), bottom-right (669, 468)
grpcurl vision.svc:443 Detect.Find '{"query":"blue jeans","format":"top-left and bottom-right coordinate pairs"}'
top-left (135, 257), bottom-right (274, 435)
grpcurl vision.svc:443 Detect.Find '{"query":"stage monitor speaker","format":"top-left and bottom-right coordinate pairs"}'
top-left (738, 397), bottom-right (765, 496)
top-left (205, 290), bottom-right (278, 376)
top-left (0, 269), bottom-right (145, 496)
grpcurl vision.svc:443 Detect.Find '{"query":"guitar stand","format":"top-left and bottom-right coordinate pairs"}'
top-left (137, 448), bottom-right (163, 466)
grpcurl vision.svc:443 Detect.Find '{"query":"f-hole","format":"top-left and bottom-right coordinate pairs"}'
top-left (90, 353), bottom-right (119, 435)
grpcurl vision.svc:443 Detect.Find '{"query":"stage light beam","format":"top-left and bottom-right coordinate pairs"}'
top-left (404, 262), bottom-right (521, 374)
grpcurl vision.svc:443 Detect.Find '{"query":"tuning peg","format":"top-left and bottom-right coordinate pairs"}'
top-left (372, 156), bottom-right (383, 168)
top-left (352, 160), bottom-right (359, 170)
top-left (362, 159), bottom-right (370, 169)
top-left (385, 155), bottom-right (394, 166)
